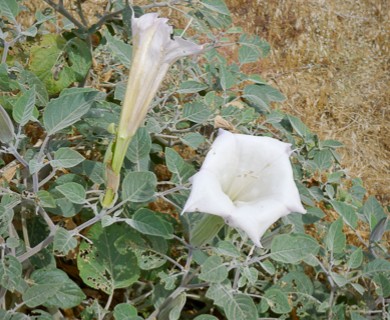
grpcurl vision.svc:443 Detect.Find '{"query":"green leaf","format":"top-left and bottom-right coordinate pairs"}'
top-left (37, 190), bottom-right (56, 208)
top-left (362, 259), bottom-right (390, 277)
top-left (271, 233), bottom-right (320, 264)
top-left (183, 102), bottom-right (212, 123)
top-left (263, 288), bottom-right (292, 314)
top-left (238, 34), bottom-right (270, 64)
top-left (104, 31), bottom-right (132, 68)
top-left (29, 35), bottom-right (92, 95)
top-left (51, 147), bottom-right (85, 168)
top-left (325, 218), bottom-right (346, 254)
top-left (43, 88), bottom-right (103, 134)
top-left (0, 0), bottom-right (19, 21)
top-left (0, 104), bottom-right (15, 143)
top-left (330, 200), bottom-right (358, 228)
top-left (12, 87), bottom-right (36, 126)
top-left (320, 139), bottom-right (343, 148)
top-left (126, 127), bottom-right (151, 163)
top-left (180, 132), bottom-right (205, 149)
top-left (330, 272), bottom-right (348, 287)
top-left (190, 214), bottom-right (225, 247)
top-left (206, 283), bottom-right (232, 307)
top-left (370, 217), bottom-right (388, 243)
top-left (287, 114), bottom-right (312, 139)
top-left (169, 293), bottom-right (187, 320)
top-left (178, 81), bottom-right (208, 94)
top-left (214, 240), bottom-right (240, 258)
top-left (0, 310), bottom-right (30, 320)
top-left (363, 196), bottom-right (386, 230)
top-left (77, 223), bottom-right (140, 294)
top-left (194, 316), bottom-right (219, 320)
top-left (280, 271), bottom-right (314, 295)
top-left (19, 69), bottom-right (49, 107)
top-left (199, 256), bottom-right (228, 283)
top-left (200, 0), bottom-right (230, 15)
top-left (351, 283), bottom-right (365, 296)
top-left (219, 64), bottom-right (236, 91)
top-left (23, 268), bottom-right (85, 308)
top-left (373, 273), bottom-right (390, 297)
top-left (206, 284), bottom-right (257, 320)
top-left (121, 171), bottom-right (157, 202)
top-left (243, 84), bottom-right (285, 112)
top-left (259, 260), bottom-right (276, 275)
top-left (313, 149), bottom-right (334, 171)
top-left (0, 255), bottom-right (25, 293)
top-left (81, 160), bottom-right (105, 184)
top-left (225, 294), bottom-right (257, 320)
top-left (124, 208), bottom-right (173, 239)
top-left (243, 267), bottom-right (258, 285)
top-left (113, 303), bottom-right (140, 320)
top-left (165, 147), bottom-right (195, 183)
top-left (53, 227), bottom-right (77, 255)
top-left (55, 182), bottom-right (86, 204)
top-left (347, 247), bottom-right (363, 269)
top-left (0, 205), bottom-right (14, 236)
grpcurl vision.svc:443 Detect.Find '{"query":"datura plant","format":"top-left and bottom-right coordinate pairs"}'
top-left (183, 129), bottom-right (306, 246)
top-left (1, 1), bottom-right (389, 319)
top-left (102, 13), bottom-right (203, 207)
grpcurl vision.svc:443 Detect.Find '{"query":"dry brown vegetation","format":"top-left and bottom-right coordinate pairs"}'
top-left (227, 0), bottom-right (389, 205)
top-left (21, 0), bottom-right (389, 205)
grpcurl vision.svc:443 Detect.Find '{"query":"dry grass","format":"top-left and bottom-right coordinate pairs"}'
top-left (20, 0), bottom-right (389, 204)
top-left (227, 0), bottom-right (390, 205)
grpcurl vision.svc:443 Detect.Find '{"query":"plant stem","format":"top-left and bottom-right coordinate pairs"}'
top-left (17, 233), bottom-right (55, 263)
top-left (42, 0), bottom-right (86, 31)
top-left (102, 135), bottom-right (132, 208)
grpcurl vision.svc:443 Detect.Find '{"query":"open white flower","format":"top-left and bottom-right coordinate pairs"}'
top-left (182, 129), bottom-right (306, 246)
top-left (102, 13), bottom-right (203, 207)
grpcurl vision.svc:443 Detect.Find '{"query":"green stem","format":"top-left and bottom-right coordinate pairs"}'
top-left (102, 135), bottom-right (132, 208)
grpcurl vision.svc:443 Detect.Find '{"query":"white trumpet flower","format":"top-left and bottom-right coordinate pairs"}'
top-left (183, 129), bottom-right (306, 247)
top-left (102, 13), bottom-right (203, 207)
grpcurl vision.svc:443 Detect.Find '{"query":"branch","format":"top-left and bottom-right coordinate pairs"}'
top-left (42, 0), bottom-right (86, 31)
top-left (17, 233), bottom-right (55, 263)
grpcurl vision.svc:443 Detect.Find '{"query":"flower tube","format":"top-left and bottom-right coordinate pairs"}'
top-left (182, 129), bottom-right (306, 247)
top-left (102, 13), bottom-right (203, 207)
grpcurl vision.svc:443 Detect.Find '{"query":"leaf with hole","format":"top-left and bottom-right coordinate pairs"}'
top-left (29, 35), bottom-right (92, 95)
top-left (77, 223), bottom-right (140, 294)
top-left (53, 227), bottom-right (77, 255)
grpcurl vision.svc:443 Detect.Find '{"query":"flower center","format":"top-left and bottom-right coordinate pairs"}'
top-left (224, 169), bottom-right (260, 203)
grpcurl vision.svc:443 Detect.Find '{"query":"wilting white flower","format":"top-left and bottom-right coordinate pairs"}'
top-left (103, 13), bottom-right (202, 207)
top-left (117, 13), bottom-right (203, 142)
top-left (182, 129), bottom-right (306, 247)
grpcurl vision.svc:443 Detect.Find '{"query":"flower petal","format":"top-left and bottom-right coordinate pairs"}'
top-left (164, 37), bottom-right (203, 64)
top-left (182, 169), bottom-right (234, 216)
top-left (227, 199), bottom-right (290, 247)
